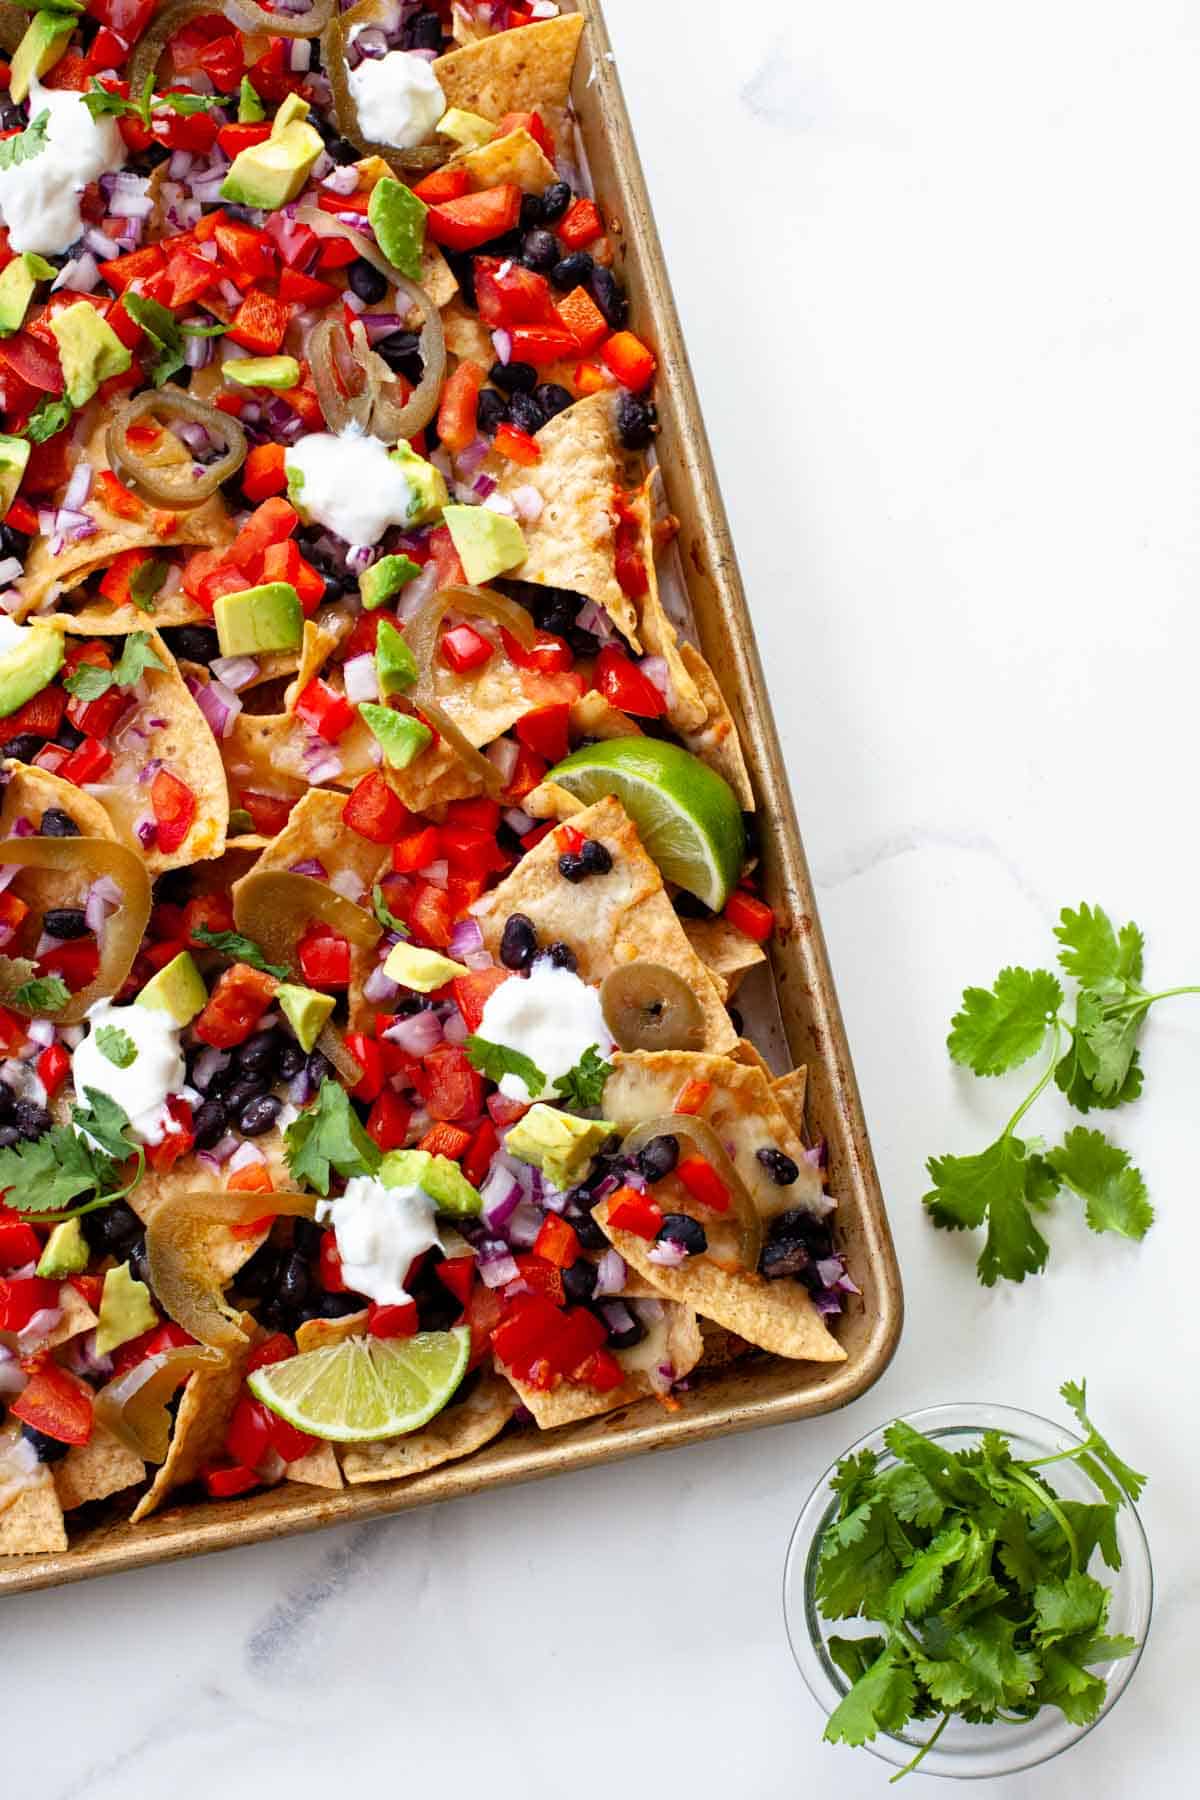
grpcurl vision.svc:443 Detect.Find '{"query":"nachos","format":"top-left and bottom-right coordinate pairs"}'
top-left (0, 3), bottom-right (852, 1559)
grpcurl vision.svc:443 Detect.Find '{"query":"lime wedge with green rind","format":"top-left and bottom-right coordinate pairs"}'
top-left (247, 1325), bottom-right (469, 1442)
top-left (546, 739), bottom-right (745, 910)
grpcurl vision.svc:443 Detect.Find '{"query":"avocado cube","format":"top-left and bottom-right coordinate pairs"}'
top-left (136, 951), bottom-right (207, 1026)
top-left (277, 982), bottom-right (335, 1054)
top-left (357, 703), bottom-right (432, 770)
top-left (442, 505), bottom-right (527, 586)
top-left (213, 582), bottom-right (303, 657)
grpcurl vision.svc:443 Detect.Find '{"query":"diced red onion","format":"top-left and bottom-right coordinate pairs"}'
top-left (288, 857), bottom-right (327, 878)
top-left (83, 225), bottom-right (122, 260)
top-left (210, 654), bottom-right (259, 691)
top-left (442, 1008), bottom-right (468, 1045)
top-left (447, 917), bottom-right (485, 961)
top-left (639, 655), bottom-right (671, 702)
top-left (354, 25), bottom-right (390, 58)
top-left (593, 1248), bottom-right (627, 1296)
top-left (0, 589), bottom-right (22, 614)
top-left (342, 653), bottom-right (379, 704)
top-left (503, 806), bottom-right (535, 836)
top-left (110, 176), bottom-right (154, 220)
top-left (0, 557), bottom-right (22, 585)
top-left (647, 1238), bottom-right (688, 1269)
top-left (136, 817), bottom-right (158, 850)
top-left (195, 677), bottom-right (242, 740)
top-left (25, 1017), bottom-right (54, 1047)
top-left (0, 864), bottom-right (19, 894)
top-left (480, 1165), bottom-right (522, 1231)
top-left (55, 253), bottom-right (102, 293)
top-left (303, 745), bottom-right (343, 784)
top-left (10, 818), bottom-right (34, 839)
top-left (322, 162), bottom-right (361, 196)
top-left (455, 437), bottom-right (490, 478)
top-left (191, 1047), bottom-right (231, 1092)
top-left (506, 1200), bottom-right (543, 1250)
top-left (183, 332), bottom-right (213, 370)
top-left (486, 737), bottom-right (519, 783)
top-left (482, 490), bottom-right (518, 518)
top-left (229, 1141), bottom-right (267, 1174)
top-left (17, 1308), bottom-right (63, 1351)
top-left (63, 464), bottom-right (94, 511)
top-left (510, 484), bottom-right (543, 523)
top-left (55, 508), bottom-right (98, 541)
top-left (599, 1299), bottom-right (635, 1337)
top-left (397, 561), bottom-right (439, 621)
top-left (478, 1245), bottom-right (520, 1289)
top-left (290, 38), bottom-right (313, 72)
top-left (575, 599), bottom-right (615, 643)
top-left (62, 1331), bottom-right (113, 1381)
top-left (383, 1009), bottom-right (444, 1055)
top-left (491, 327), bottom-right (513, 365)
top-left (363, 962), bottom-right (400, 1004)
top-left (360, 312), bottom-right (407, 344)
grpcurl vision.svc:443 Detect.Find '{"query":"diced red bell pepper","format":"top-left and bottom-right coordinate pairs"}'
top-left (532, 1214), bottom-right (580, 1269)
top-left (674, 1078), bottom-right (714, 1117)
top-left (594, 644), bottom-right (667, 718)
top-left (10, 1358), bottom-right (94, 1445)
top-left (294, 677), bottom-right (355, 743)
top-left (0, 330), bottom-right (64, 398)
top-left (204, 1464), bottom-right (262, 1498)
top-left (492, 422), bottom-right (540, 466)
top-left (182, 893), bottom-right (234, 946)
top-left (496, 109), bottom-right (554, 157)
top-left (557, 197), bottom-right (604, 251)
top-left (444, 796), bottom-right (501, 831)
top-left (0, 1006), bottom-right (27, 1056)
top-left (193, 963), bottom-right (277, 1048)
top-left (145, 1096), bottom-right (196, 1174)
top-left (94, 469), bottom-right (143, 519)
top-left (145, 247), bottom-right (219, 311)
top-left (508, 324), bottom-right (580, 366)
top-left (500, 626), bottom-right (573, 674)
top-left (151, 768), bottom-right (196, 854)
top-left (315, 235), bottom-right (358, 271)
top-left (417, 1121), bottom-right (472, 1160)
top-left (474, 257), bottom-right (557, 329)
top-left (317, 188), bottom-right (369, 216)
top-left (426, 184), bottom-right (522, 251)
top-left (461, 1118), bottom-right (500, 1188)
top-left (36, 1043), bottom-right (70, 1102)
top-left (345, 1033), bottom-right (384, 1103)
top-left (109, 1321), bottom-right (194, 1378)
top-left (440, 824), bottom-right (506, 879)
top-left (490, 1292), bottom-right (562, 1376)
top-left (450, 967), bottom-right (511, 1038)
top-left (297, 925), bottom-right (351, 990)
top-left (436, 1255), bottom-right (475, 1308)
top-left (606, 1185), bottom-right (663, 1239)
top-left (37, 937), bottom-right (100, 993)
top-left (573, 1346), bottom-right (626, 1393)
top-left (269, 1411), bottom-right (319, 1463)
top-left (412, 165), bottom-right (472, 205)
top-left (551, 1306), bottom-right (608, 1379)
top-left (368, 1300), bottom-right (418, 1339)
top-left (676, 1154), bottom-right (730, 1213)
top-left (65, 684), bottom-right (130, 742)
top-left (436, 358), bottom-right (486, 453)
top-left (228, 287), bottom-right (292, 355)
top-left (463, 1279), bottom-right (502, 1368)
top-left (555, 284), bottom-right (609, 354)
top-left (318, 1230), bottom-right (346, 1293)
top-left (344, 771), bottom-right (410, 845)
top-left (246, 1331), bottom-right (296, 1374)
top-left (238, 790), bottom-right (295, 837)
top-left (723, 891), bottom-right (775, 943)
top-left (512, 1254), bottom-right (564, 1307)
top-left (365, 1088), bottom-right (411, 1152)
top-left (441, 623), bottom-right (493, 674)
top-left (216, 121), bottom-right (272, 161)
top-left (214, 219), bottom-right (277, 288)
top-left (391, 825), bottom-right (442, 873)
top-left (241, 442), bottom-right (287, 503)
top-left (417, 1044), bottom-right (484, 1122)
top-left (225, 1394), bottom-right (276, 1471)
top-left (0, 684), bottom-right (66, 741)
top-left (98, 547), bottom-right (155, 609)
top-left (229, 495), bottom-right (299, 573)
top-left (601, 330), bottom-right (657, 392)
top-left (407, 878), bottom-right (455, 950)
top-left (278, 266), bottom-right (338, 307)
top-left (514, 702), bottom-right (571, 763)
top-left (0, 1275), bottom-right (58, 1332)
top-left (503, 742), bottom-right (547, 803)
top-left (261, 534), bottom-right (324, 611)
top-left (0, 1217), bottom-right (41, 1272)
top-left (0, 889), bottom-right (29, 946)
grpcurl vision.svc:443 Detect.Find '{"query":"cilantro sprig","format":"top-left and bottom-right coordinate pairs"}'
top-left (555, 1044), bottom-right (611, 1111)
top-left (64, 630), bottom-right (165, 702)
top-left (96, 1025), bottom-right (137, 1069)
top-left (818, 1381), bottom-right (1143, 1777)
top-left (371, 883), bottom-right (410, 938)
top-left (191, 924), bottom-right (288, 980)
top-left (0, 111), bottom-right (49, 174)
top-left (465, 1034), bottom-right (546, 1097)
top-left (284, 1078), bottom-right (380, 1196)
top-left (925, 902), bottom-right (1198, 1283)
top-left (121, 292), bottom-right (226, 389)
top-left (0, 1088), bottom-right (144, 1220)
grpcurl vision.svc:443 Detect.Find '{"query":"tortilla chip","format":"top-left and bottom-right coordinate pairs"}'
top-left (354, 157), bottom-right (458, 307)
top-left (773, 1068), bottom-right (808, 1140)
top-left (53, 1427), bottom-right (145, 1512)
top-left (130, 1313), bottom-right (258, 1522)
top-left (682, 917), bottom-right (766, 1001)
top-left (676, 642), bottom-right (754, 810)
top-left (15, 422), bottom-right (233, 624)
top-left (0, 1467), bottom-right (68, 1554)
top-left (442, 298), bottom-right (496, 366)
top-left (498, 1301), bottom-right (703, 1427)
top-left (447, 126), bottom-right (556, 194)
top-left (493, 392), bottom-right (638, 644)
top-left (284, 616), bottom-right (347, 707)
top-left (569, 688), bottom-right (642, 742)
top-left (471, 795), bottom-right (735, 1052)
top-left (133, 1132), bottom-right (296, 1284)
top-left (522, 777), bottom-right (584, 820)
top-left (295, 1311), bottom-right (369, 1353)
top-left (286, 1441), bottom-right (344, 1489)
top-left (1, 758), bottom-right (117, 841)
top-left (434, 14), bottom-right (585, 120)
top-left (596, 1198), bottom-right (842, 1364)
top-left (233, 788), bottom-right (389, 907)
top-left (602, 1049), bottom-right (829, 1222)
top-left (222, 707), bottom-right (378, 794)
top-left (624, 471), bottom-right (705, 731)
top-left (696, 1318), bottom-right (755, 1370)
top-left (340, 1372), bottom-right (515, 1484)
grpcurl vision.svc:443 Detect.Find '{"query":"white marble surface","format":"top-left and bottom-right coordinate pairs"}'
top-left (9, 3), bottom-right (1200, 1794)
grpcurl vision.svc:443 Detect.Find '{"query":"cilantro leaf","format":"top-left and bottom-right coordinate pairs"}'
top-left (883, 1524), bottom-right (968, 1622)
top-left (1054, 904), bottom-right (1144, 996)
top-left (0, 111), bottom-right (49, 173)
top-left (191, 924), bottom-right (288, 979)
top-left (814, 1498), bottom-right (909, 1619)
top-left (554, 1044), bottom-right (610, 1111)
top-left (21, 396), bottom-right (72, 443)
top-left (1046, 1129), bottom-right (1153, 1240)
top-left (924, 1134), bottom-right (1054, 1285)
top-left (947, 966), bottom-right (1063, 1076)
top-left (73, 1087), bottom-right (141, 1165)
top-left (1054, 1008), bottom-right (1144, 1113)
top-left (95, 1025), bottom-right (137, 1069)
top-left (10, 973), bottom-right (70, 1015)
top-left (65, 630), bottom-right (166, 701)
top-left (1059, 1378), bottom-right (1146, 1502)
top-left (371, 883), bottom-right (409, 938)
top-left (0, 1089), bottom-right (142, 1219)
top-left (1032, 1571), bottom-right (1108, 1645)
top-left (81, 79), bottom-right (142, 122)
top-left (465, 1033), bottom-right (546, 1097)
top-left (284, 1077), bottom-right (380, 1196)
top-left (129, 559), bottom-right (168, 612)
top-left (823, 1643), bottom-right (916, 1748)
top-left (121, 292), bottom-right (186, 387)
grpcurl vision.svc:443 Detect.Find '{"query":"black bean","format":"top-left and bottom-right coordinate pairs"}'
top-left (476, 388), bottom-right (510, 435)
top-left (567, 1207), bottom-right (608, 1251)
top-left (236, 1242), bottom-right (282, 1298)
top-left (616, 391), bottom-right (658, 451)
top-left (540, 181), bottom-right (572, 223)
top-left (21, 1424), bottom-right (69, 1464)
top-left (443, 250), bottom-right (476, 309)
top-left (603, 1305), bottom-right (646, 1350)
top-left (557, 852), bottom-right (587, 883)
top-left (0, 521), bottom-right (29, 559)
top-left (240, 1093), bottom-right (281, 1137)
top-left (500, 911), bottom-right (538, 971)
top-left (2, 734), bottom-right (43, 762)
top-left (588, 266), bottom-right (628, 330)
top-left (277, 1041), bottom-right (306, 1081)
top-left (761, 1237), bottom-right (810, 1280)
top-left (168, 625), bottom-right (221, 664)
top-left (222, 1074), bottom-right (269, 1116)
top-left (292, 1216), bottom-right (323, 1257)
top-left (519, 192), bottom-right (545, 230)
top-left (521, 228), bottom-right (559, 271)
top-left (767, 1208), bottom-right (833, 1262)
top-left (476, 228), bottom-right (524, 260)
top-left (416, 1291), bottom-right (461, 1333)
top-left (278, 1250), bottom-right (310, 1310)
top-left (81, 1199), bottom-right (141, 1257)
top-left (579, 838), bottom-right (613, 875)
top-left (637, 1134), bottom-right (679, 1182)
top-left (741, 811), bottom-right (761, 861)
top-left (532, 587), bottom-right (580, 635)
top-left (39, 808), bottom-right (79, 837)
top-left (127, 1235), bottom-right (150, 1288)
top-left (542, 940), bottom-right (577, 972)
top-left (671, 889), bottom-right (713, 920)
top-left (756, 1146), bottom-right (800, 1186)
top-left (348, 257), bottom-right (388, 305)
top-left (238, 1028), bottom-right (282, 1076)
top-left (0, 1127), bottom-right (19, 1150)
top-left (43, 907), bottom-right (88, 939)
top-left (192, 1098), bottom-right (228, 1149)
top-left (551, 250), bottom-right (593, 291)
top-left (56, 723), bottom-right (84, 753)
top-left (535, 382), bottom-right (572, 424)
top-left (658, 1213), bottom-right (707, 1256)
top-left (508, 390), bottom-right (546, 436)
top-left (14, 1099), bottom-right (51, 1141)
top-left (374, 330), bottom-right (423, 382)
top-left (490, 358), bottom-right (538, 394)
top-left (307, 1050), bottom-right (335, 1088)
top-left (562, 1258), bottom-right (597, 1303)
top-left (318, 1290), bottom-right (367, 1319)
top-left (402, 9), bottom-right (443, 51)
top-left (326, 135), bottom-right (361, 166)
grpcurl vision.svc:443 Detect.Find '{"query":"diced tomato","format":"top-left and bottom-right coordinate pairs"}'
top-left (345, 1033), bottom-right (384, 1103)
top-left (461, 1118), bottom-right (500, 1188)
top-left (174, 27), bottom-right (244, 94)
top-left (532, 1214), bottom-right (580, 1269)
top-left (193, 963), bottom-right (277, 1048)
top-left (444, 796), bottom-right (501, 831)
top-left (463, 1279), bottom-right (502, 1368)
top-left (425, 184), bottom-right (522, 252)
top-left (555, 284), bottom-right (609, 354)
top-left (20, 428), bottom-right (72, 494)
top-left (553, 1307), bottom-right (608, 1380)
top-left (594, 644), bottom-right (667, 718)
top-left (500, 626), bottom-right (573, 674)
top-left (514, 702), bottom-right (570, 763)
top-left (94, 468), bottom-right (143, 519)
top-left (88, 0), bottom-right (156, 43)
top-left (474, 256), bottom-right (557, 329)
top-left (204, 1464), bottom-right (262, 1498)
top-left (425, 521), bottom-right (466, 589)
top-left (412, 165), bottom-right (472, 205)
top-left (36, 1043), bottom-right (70, 1101)
top-left (0, 1217), bottom-right (41, 1272)
top-left (109, 1321), bottom-right (193, 1379)
top-left (441, 623), bottom-right (493, 674)
top-left (0, 1275), bottom-right (58, 1332)
top-left (246, 1331), bottom-right (295, 1374)
top-left (676, 1154), bottom-right (730, 1213)
top-left (294, 677), bottom-right (355, 743)
top-left (0, 330), bottom-right (64, 398)
top-left (269, 1411), bottom-right (319, 1463)
top-left (512, 1253), bottom-right (564, 1307)
top-left (723, 891), bottom-right (775, 943)
top-left (229, 495), bottom-right (298, 573)
top-left (417, 1044), bottom-right (484, 1122)
top-left (573, 359), bottom-right (608, 397)
top-left (228, 287), bottom-right (292, 355)
top-left (407, 878), bottom-right (454, 950)
top-left (391, 825), bottom-right (442, 874)
top-left (3, 498), bottom-right (38, 535)
top-left (182, 893), bottom-right (233, 945)
top-left (150, 769), bottom-right (196, 854)
top-left (216, 121), bottom-right (272, 161)
top-left (436, 358), bottom-right (486, 453)
top-left (417, 1121), bottom-right (472, 1160)
top-left (298, 925), bottom-right (351, 990)
top-left (222, 790), bottom-right (290, 843)
top-left (98, 547), bottom-right (155, 609)
top-left (365, 1088), bottom-right (411, 1152)
top-left (344, 771), bottom-right (409, 845)
top-left (495, 108), bottom-right (554, 156)
top-left (555, 823), bottom-right (584, 855)
top-left (674, 1078), bottom-right (713, 1117)
top-left (0, 685), bottom-right (66, 740)
top-left (225, 1395), bottom-right (276, 1471)
top-left (607, 1185), bottom-right (663, 1239)
top-left (557, 197), bottom-right (603, 251)
top-left (10, 1358), bottom-right (93, 1446)
top-left (65, 684), bottom-right (130, 742)
top-left (318, 1230), bottom-right (346, 1293)
top-left (601, 329), bottom-right (657, 392)
top-left (490, 1292), bottom-right (561, 1377)
top-left (508, 324), bottom-right (580, 366)
top-left (239, 442), bottom-right (287, 503)
top-left (226, 1164), bottom-right (273, 1197)
top-left (316, 187), bottom-right (369, 216)
top-left (142, 1095), bottom-right (195, 1174)
top-left (435, 1254), bottom-right (475, 1308)
top-left (368, 1300), bottom-right (418, 1339)
top-left (37, 937), bottom-right (100, 992)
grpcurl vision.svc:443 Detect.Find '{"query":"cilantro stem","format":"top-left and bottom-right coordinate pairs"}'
top-left (888, 1711), bottom-right (950, 1782)
top-left (1137, 984), bottom-right (1200, 1005)
top-left (1003, 1022), bottom-right (1061, 1138)
top-left (1007, 1465), bottom-right (1080, 1572)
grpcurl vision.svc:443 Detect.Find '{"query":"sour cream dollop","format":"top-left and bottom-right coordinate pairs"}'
top-left (316, 1176), bottom-right (440, 1305)
top-left (346, 48), bottom-right (445, 151)
top-left (286, 429), bottom-right (424, 548)
top-left (0, 81), bottom-right (124, 256)
top-left (71, 1000), bottom-right (186, 1146)
top-left (477, 962), bottom-right (615, 1103)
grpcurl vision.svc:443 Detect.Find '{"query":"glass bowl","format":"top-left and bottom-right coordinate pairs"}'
top-left (783, 1403), bottom-right (1153, 1780)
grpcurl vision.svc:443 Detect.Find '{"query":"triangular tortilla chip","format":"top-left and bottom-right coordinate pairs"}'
top-left (623, 471), bottom-right (705, 731)
top-left (20, 1283), bottom-right (98, 1354)
top-left (772, 1068), bottom-right (808, 1140)
top-left (232, 788), bottom-right (390, 908)
top-left (53, 1427), bottom-right (145, 1511)
top-left (447, 125), bottom-right (556, 194)
top-left (339, 1371), bottom-right (515, 1483)
top-left (286, 1441), bottom-right (344, 1489)
top-left (470, 795), bottom-right (736, 1052)
top-left (569, 688), bottom-right (642, 742)
top-left (132, 1131), bottom-right (297, 1285)
top-left (496, 1300), bottom-right (703, 1427)
top-left (594, 1198), bottom-right (843, 1363)
top-left (295, 1311), bottom-right (369, 1353)
top-left (492, 392), bottom-right (639, 644)
top-left (442, 299), bottom-right (495, 365)
top-left (0, 1466), bottom-right (68, 1554)
top-left (676, 642), bottom-right (754, 810)
top-left (683, 916), bottom-right (766, 1000)
top-left (434, 13), bottom-right (585, 120)
top-left (221, 708), bottom-right (378, 794)
top-left (1, 759), bottom-right (118, 842)
top-left (130, 1313), bottom-right (258, 1522)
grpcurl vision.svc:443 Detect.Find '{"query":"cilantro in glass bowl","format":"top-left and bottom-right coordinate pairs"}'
top-left (783, 1387), bottom-right (1153, 1780)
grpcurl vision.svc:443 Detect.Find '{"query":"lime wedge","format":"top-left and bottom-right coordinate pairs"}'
top-left (248, 1325), bottom-right (470, 1443)
top-left (547, 739), bottom-right (746, 910)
